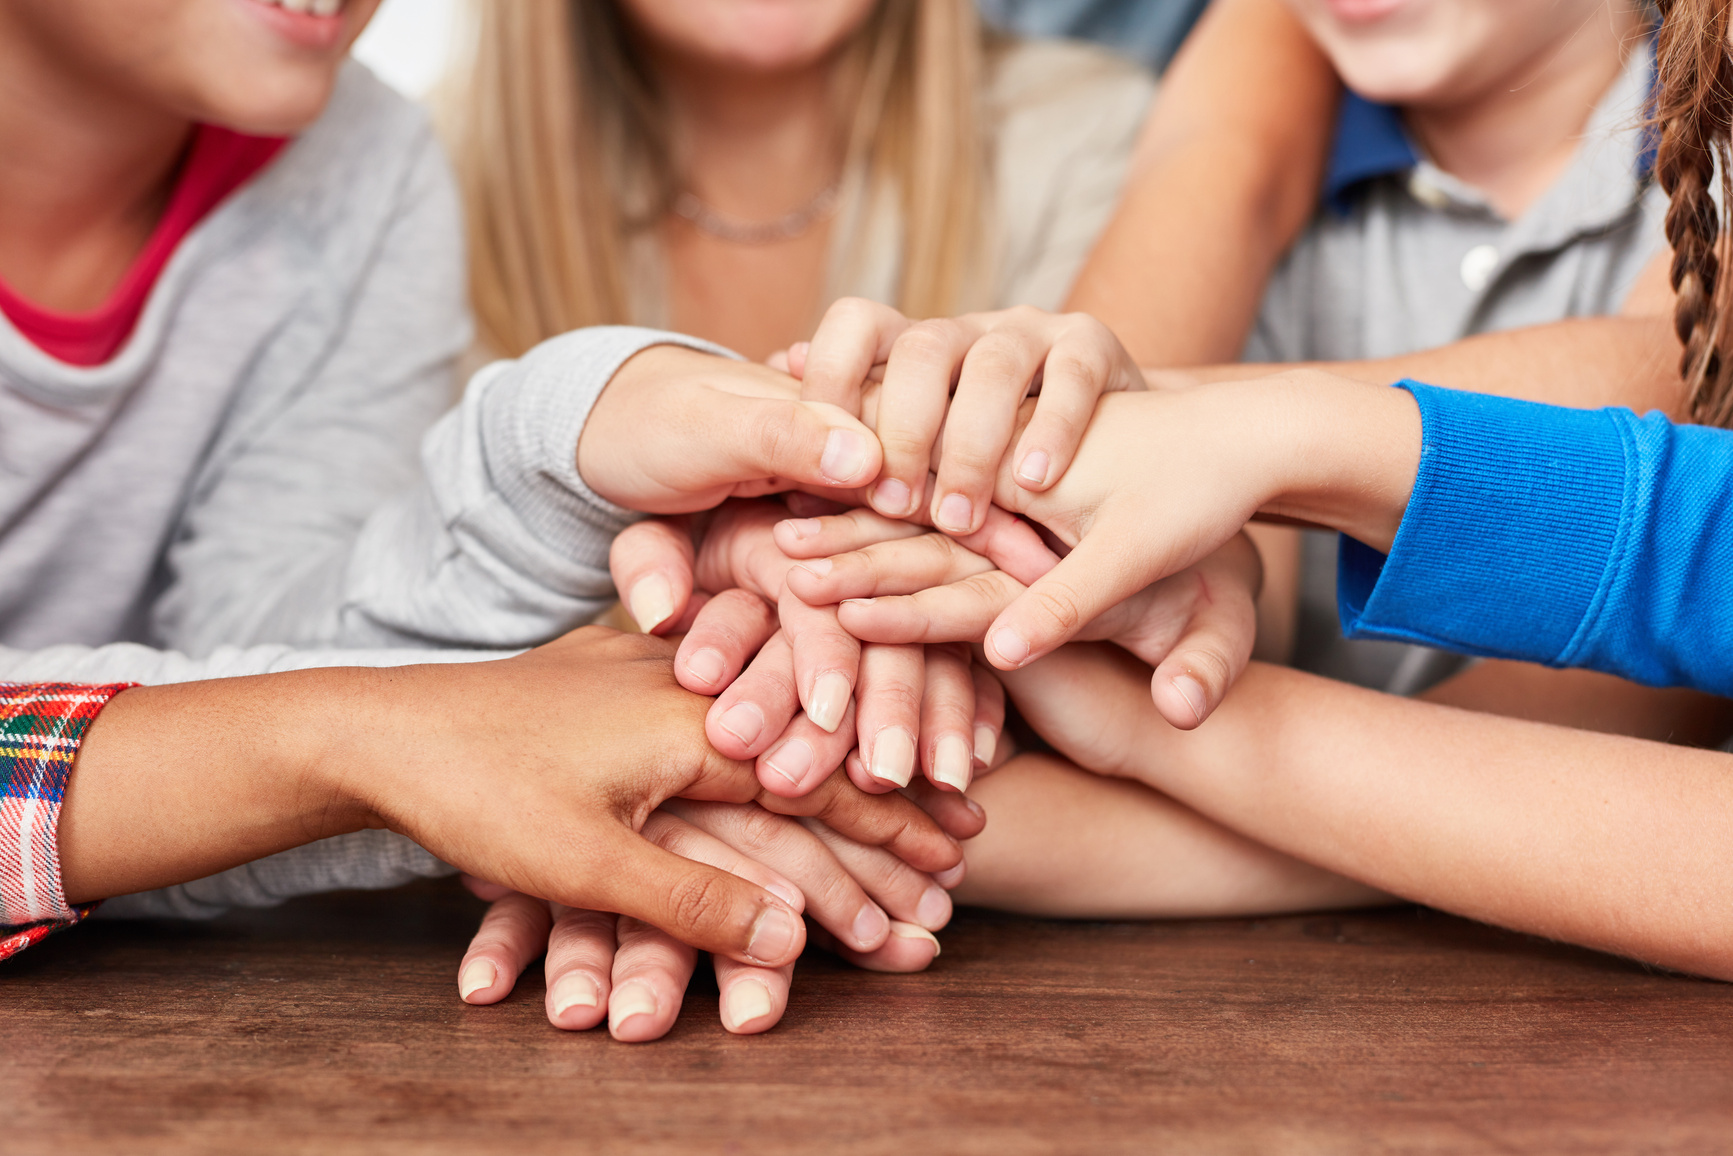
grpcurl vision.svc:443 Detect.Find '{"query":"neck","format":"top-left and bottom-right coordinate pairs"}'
top-left (0, 8), bottom-right (192, 311)
top-left (1403, 6), bottom-right (1643, 220)
top-left (649, 51), bottom-right (843, 218)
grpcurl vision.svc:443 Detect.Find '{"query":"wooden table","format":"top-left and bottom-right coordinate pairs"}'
top-left (5, 878), bottom-right (1730, 1154)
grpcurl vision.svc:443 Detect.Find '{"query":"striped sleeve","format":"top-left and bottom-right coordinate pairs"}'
top-left (0, 682), bottom-right (133, 961)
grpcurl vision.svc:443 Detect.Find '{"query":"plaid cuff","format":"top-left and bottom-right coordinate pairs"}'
top-left (1, 682), bottom-right (133, 961)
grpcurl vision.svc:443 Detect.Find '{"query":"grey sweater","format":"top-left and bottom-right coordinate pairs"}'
top-left (0, 64), bottom-right (715, 918)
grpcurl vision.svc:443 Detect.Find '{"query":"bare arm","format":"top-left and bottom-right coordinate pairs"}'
top-left (1003, 645), bottom-right (1733, 980)
top-left (1064, 0), bottom-right (1337, 365)
top-left (952, 752), bottom-right (1384, 918)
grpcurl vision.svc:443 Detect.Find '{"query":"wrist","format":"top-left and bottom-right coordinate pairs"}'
top-left (1252, 371), bottom-right (1422, 552)
top-left (58, 668), bottom-right (375, 904)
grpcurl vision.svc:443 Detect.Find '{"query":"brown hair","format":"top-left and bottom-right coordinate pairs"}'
top-left (1653, 0), bottom-right (1733, 425)
top-left (442, 0), bottom-right (987, 359)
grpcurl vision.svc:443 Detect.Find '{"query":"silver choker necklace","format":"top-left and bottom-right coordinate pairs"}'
top-left (672, 184), bottom-right (840, 245)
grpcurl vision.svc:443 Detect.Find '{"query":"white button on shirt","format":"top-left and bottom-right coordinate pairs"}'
top-left (1459, 244), bottom-right (1501, 292)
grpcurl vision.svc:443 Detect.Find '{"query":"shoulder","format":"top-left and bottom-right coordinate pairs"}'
top-left (240, 61), bottom-right (456, 251)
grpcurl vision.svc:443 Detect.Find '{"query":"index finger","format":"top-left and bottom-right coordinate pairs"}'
top-left (799, 297), bottom-right (913, 412)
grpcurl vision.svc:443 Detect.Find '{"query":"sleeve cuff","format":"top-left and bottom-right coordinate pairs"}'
top-left (0, 681), bottom-right (132, 960)
top-left (1337, 380), bottom-right (1630, 665)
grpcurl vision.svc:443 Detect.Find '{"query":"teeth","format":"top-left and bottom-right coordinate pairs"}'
top-left (256, 0), bottom-right (345, 14)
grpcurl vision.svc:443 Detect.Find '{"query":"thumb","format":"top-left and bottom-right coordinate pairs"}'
top-left (702, 391), bottom-right (884, 495)
top-left (587, 828), bottom-right (808, 968)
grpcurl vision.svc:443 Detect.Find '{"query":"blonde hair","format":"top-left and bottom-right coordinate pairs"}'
top-left (444, 0), bottom-right (987, 358)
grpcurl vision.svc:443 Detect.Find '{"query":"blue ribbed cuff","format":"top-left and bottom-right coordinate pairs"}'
top-left (1338, 381), bottom-right (1628, 665)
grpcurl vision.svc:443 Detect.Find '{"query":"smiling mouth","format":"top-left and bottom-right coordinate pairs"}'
top-left (250, 0), bottom-right (347, 15)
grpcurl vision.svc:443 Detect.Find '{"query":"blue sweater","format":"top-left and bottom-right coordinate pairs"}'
top-left (1338, 381), bottom-right (1733, 695)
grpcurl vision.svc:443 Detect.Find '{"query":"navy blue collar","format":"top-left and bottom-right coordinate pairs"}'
top-left (1322, 92), bottom-right (1418, 216)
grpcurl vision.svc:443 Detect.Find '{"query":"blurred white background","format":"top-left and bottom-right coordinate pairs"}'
top-left (351, 0), bottom-right (460, 98)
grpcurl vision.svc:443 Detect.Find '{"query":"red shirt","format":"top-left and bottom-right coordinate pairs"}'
top-left (0, 126), bottom-right (286, 367)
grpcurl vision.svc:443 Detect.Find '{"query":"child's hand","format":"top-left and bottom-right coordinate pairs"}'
top-left (788, 298), bottom-right (1145, 535)
top-left (779, 507), bottom-right (1262, 729)
top-left (609, 500), bottom-right (1009, 795)
top-left (455, 799), bottom-right (960, 1040)
top-left (965, 375), bottom-right (1418, 677)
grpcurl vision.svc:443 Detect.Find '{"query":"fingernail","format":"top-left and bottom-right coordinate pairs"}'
top-left (789, 341), bottom-right (811, 363)
top-left (549, 972), bottom-right (599, 1017)
top-left (724, 980), bottom-right (774, 1031)
top-left (935, 493), bottom-right (973, 533)
top-left (807, 671), bottom-right (851, 733)
top-left (840, 597), bottom-right (875, 607)
top-left (1172, 674), bottom-right (1208, 725)
top-left (887, 920), bottom-right (941, 956)
top-left (747, 906), bottom-right (801, 964)
top-left (458, 958), bottom-right (497, 1001)
top-left (989, 626), bottom-right (1031, 667)
top-left (627, 574), bottom-right (675, 633)
top-left (932, 734), bottom-right (972, 792)
top-left (784, 517), bottom-right (823, 540)
top-left (916, 885), bottom-right (951, 930)
top-left (763, 737), bottom-right (816, 787)
top-left (610, 982), bottom-right (658, 1026)
top-left (821, 428), bottom-right (871, 484)
top-left (851, 903), bottom-right (890, 948)
top-left (796, 557), bottom-right (833, 578)
top-left (869, 727), bottom-right (916, 788)
top-left (934, 862), bottom-right (967, 889)
top-left (717, 702), bottom-right (765, 746)
top-left (963, 796), bottom-right (985, 822)
top-left (872, 476), bottom-right (912, 516)
top-left (973, 724), bottom-right (998, 767)
top-left (1017, 450), bottom-right (1051, 486)
top-left (684, 647), bottom-right (727, 688)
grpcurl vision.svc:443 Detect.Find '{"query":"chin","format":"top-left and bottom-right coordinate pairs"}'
top-left (1329, 48), bottom-right (1455, 107)
top-left (192, 68), bottom-right (341, 135)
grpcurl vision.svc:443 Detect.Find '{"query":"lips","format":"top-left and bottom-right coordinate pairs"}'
top-left (242, 0), bottom-right (349, 49)
top-left (1321, 0), bottom-right (1407, 23)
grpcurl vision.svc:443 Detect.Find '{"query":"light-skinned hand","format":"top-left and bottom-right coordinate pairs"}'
top-left (785, 298), bottom-right (1146, 536)
top-left (455, 797), bottom-right (958, 1041)
top-left (609, 499), bottom-right (1009, 794)
top-left (775, 502), bottom-right (1263, 729)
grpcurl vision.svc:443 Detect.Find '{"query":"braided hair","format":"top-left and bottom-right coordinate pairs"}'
top-left (1654, 0), bottom-right (1733, 425)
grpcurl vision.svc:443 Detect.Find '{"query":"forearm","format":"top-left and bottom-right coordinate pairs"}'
top-left (1127, 662), bottom-right (1733, 979)
top-left (1064, 0), bottom-right (1335, 365)
top-left (952, 753), bottom-right (1385, 918)
top-left (57, 668), bottom-right (374, 903)
top-left (1420, 660), bottom-right (1733, 748)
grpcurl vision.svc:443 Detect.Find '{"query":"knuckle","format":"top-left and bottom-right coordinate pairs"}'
top-left (1031, 579), bottom-right (1087, 635)
top-left (893, 321), bottom-right (962, 367)
top-left (666, 869), bottom-right (730, 934)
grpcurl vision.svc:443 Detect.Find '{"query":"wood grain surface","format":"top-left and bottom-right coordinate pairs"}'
top-left (4, 877), bottom-right (1730, 1155)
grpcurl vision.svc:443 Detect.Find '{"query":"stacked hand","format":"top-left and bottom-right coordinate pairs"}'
top-left (450, 299), bottom-right (1328, 1042)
